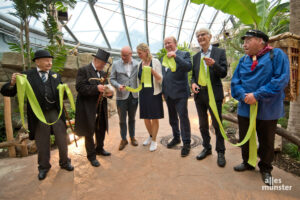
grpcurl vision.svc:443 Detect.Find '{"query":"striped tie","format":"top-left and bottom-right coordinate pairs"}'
top-left (40, 71), bottom-right (47, 83)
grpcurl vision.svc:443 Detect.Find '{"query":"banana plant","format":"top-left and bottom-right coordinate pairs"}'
top-left (191, 0), bottom-right (289, 35)
top-left (191, 0), bottom-right (262, 27)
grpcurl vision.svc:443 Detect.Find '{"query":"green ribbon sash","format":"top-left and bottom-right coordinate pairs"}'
top-left (199, 58), bottom-right (257, 167)
top-left (162, 55), bottom-right (176, 72)
top-left (126, 66), bottom-right (152, 93)
top-left (16, 74), bottom-right (75, 127)
top-left (198, 58), bottom-right (207, 86)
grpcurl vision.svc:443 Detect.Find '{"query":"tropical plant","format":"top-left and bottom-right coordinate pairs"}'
top-left (46, 44), bottom-right (72, 73)
top-left (209, 0), bottom-right (290, 76)
top-left (7, 42), bottom-right (35, 61)
top-left (41, 1), bottom-right (76, 73)
top-left (42, 0), bottom-right (76, 45)
top-left (191, 0), bottom-right (262, 27)
top-left (10, 0), bottom-right (44, 69)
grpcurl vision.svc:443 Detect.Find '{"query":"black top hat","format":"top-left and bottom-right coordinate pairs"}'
top-left (241, 29), bottom-right (269, 42)
top-left (32, 50), bottom-right (53, 61)
top-left (92, 48), bottom-right (110, 63)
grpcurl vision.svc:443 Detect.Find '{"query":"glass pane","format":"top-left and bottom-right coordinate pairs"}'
top-left (178, 2), bottom-right (199, 45)
top-left (148, 0), bottom-right (166, 53)
top-left (123, 0), bottom-right (146, 51)
top-left (165, 0), bottom-right (185, 40)
top-left (94, 0), bottom-right (128, 50)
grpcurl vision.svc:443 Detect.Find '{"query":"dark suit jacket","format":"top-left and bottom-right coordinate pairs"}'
top-left (162, 50), bottom-right (192, 99)
top-left (191, 46), bottom-right (228, 101)
top-left (74, 63), bottom-right (109, 137)
top-left (0, 69), bottom-right (65, 140)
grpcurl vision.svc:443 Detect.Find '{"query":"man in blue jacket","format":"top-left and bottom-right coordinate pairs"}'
top-left (231, 30), bottom-right (290, 186)
top-left (162, 36), bottom-right (192, 157)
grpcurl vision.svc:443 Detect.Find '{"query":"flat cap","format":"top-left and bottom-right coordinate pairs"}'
top-left (241, 29), bottom-right (269, 42)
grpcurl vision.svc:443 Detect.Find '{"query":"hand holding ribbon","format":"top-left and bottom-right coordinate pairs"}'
top-left (162, 55), bottom-right (176, 72)
top-left (199, 57), bottom-right (258, 167)
top-left (16, 74), bottom-right (75, 128)
top-left (126, 66), bottom-right (152, 93)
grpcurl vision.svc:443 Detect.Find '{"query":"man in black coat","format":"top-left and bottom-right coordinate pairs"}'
top-left (162, 36), bottom-right (192, 157)
top-left (191, 28), bottom-right (228, 167)
top-left (75, 48), bottom-right (114, 167)
top-left (0, 50), bottom-right (74, 180)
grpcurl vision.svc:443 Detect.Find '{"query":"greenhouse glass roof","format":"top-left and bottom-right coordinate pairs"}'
top-left (0, 0), bottom-right (234, 53)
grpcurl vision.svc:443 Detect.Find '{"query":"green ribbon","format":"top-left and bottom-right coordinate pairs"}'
top-left (198, 58), bottom-right (207, 86)
top-left (126, 66), bottom-right (152, 93)
top-left (162, 55), bottom-right (176, 72)
top-left (199, 57), bottom-right (258, 167)
top-left (16, 74), bottom-right (75, 127)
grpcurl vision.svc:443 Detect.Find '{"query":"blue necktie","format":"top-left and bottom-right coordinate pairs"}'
top-left (40, 71), bottom-right (47, 83)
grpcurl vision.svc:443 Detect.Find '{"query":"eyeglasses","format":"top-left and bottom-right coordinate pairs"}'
top-left (197, 33), bottom-right (207, 38)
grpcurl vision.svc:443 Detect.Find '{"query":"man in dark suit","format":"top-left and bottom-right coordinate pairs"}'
top-left (162, 36), bottom-right (192, 157)
top-left (0, 50), bottom-right (74, 180)
top-left (191, 28), bottom-right (228, 167)
top-left (75, 48), bottom-right (114, 167)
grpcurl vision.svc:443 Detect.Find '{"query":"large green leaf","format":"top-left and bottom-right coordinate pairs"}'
top-left (190, 0), bottom-right (261, 26)
top-left (264, 2), bottom-right (289, 30)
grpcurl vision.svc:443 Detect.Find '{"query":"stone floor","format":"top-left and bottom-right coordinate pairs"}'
top-left (0, 99), bottom-right (299, 200)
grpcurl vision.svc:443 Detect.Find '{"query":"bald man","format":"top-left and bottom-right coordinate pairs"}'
top-left (110, 46), bottom-right (139, 150)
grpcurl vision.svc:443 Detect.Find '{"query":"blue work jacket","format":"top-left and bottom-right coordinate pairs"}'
top-left (231, 48), bottom-right (290, 120)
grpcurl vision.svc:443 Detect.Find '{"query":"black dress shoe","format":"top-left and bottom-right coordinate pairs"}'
top-left (196, 148), bottom-right (212, 160)
top-left (261, 172), bottom-right (273, 186)
top-left (217, 153), bottom-right (226, 167)
top-left (233, 163), bottom-right (255, 172)
top-left (181, 144), bottom-right (191, 157)
top-left (90, 159), bottom-right (100, 167)
top-left (167, 138), bottom-right (181, 148)
top-left (96, 149), bottom-right (111, 156)
top-left (60, 163), bottom-right (74, 171)
top-left (38, 169), bottom-right (49, 180)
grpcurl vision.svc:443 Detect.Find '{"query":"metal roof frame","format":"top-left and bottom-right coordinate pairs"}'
top-left (189, 4), bottom-right (205, 47)
top-left (88, 0), bottom-right (111, 50)
top-left (145, 0), bottom-right (149, 46)
top-left (120, 0), bottom-right (132, 49)
top-left (177, 0), bottom-right (189, 42)
top-left (162, 0), bottom-right (170, 48)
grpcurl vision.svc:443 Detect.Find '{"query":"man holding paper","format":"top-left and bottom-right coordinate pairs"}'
top-left (162, 36), bottom-right (192, 157)
top-left (191, 28), bottom-right (228, 167)
top-left (0, 50), bottom-right (74, 180)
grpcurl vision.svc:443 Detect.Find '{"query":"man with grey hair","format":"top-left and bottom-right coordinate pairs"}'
top-left (110, 46), bottom-right (139, 151)
top-left (191, 28), bottom-right (228, 167)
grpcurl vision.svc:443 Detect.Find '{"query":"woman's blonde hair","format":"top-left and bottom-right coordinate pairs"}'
top-left (136, 43), bottom-right (152, 63)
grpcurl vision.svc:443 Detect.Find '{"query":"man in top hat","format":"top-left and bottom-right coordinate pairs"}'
top-left (75, 48), bottom-right (114, 167)
top-left (231, 30), bottom-right (289, 185)
top-left (1, 49), bottom-right (74, 180)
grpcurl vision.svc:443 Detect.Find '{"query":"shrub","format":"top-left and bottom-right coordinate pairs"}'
top-left (283, 143), bottom-right (300, 161)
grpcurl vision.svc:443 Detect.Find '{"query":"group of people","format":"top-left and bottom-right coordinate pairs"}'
top-left (0, 28), bottom-right (290, 186)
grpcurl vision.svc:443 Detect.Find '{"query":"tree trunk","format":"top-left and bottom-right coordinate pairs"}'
top-left (24, 18), bottom-right (31, 69)
top-left (287, 0), bottom-right (300, 138)
top-left (20, 22), bottom-right (25, 71)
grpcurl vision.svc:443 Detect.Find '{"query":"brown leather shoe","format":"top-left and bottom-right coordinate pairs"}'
top-left (119, 140), bottom-right (128, 151)
top-left (130, 137), bottom-right (138, 146)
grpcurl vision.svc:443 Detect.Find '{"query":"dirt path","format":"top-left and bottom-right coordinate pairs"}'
top-left (0, 100), bottom-right (299, 200)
